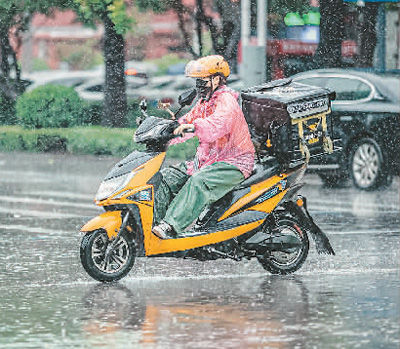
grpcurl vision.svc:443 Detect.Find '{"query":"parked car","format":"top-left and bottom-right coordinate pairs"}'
top-left (23, 70), bottom-right (101, 91)
top-left (75, 74), bottom-right (148, 101)
top-left (131, 75), bottom-right (195, 106)
top-left (291, 68), bottom-right (400, 190)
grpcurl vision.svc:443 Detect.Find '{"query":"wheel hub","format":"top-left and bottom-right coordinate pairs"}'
top-left (92, 233), bottom-right (130, 274)
top-left (353, 143), bottom-right (379, 188)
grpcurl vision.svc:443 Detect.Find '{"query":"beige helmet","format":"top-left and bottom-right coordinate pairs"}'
top-left (185, 55), bottom-right (230, 78)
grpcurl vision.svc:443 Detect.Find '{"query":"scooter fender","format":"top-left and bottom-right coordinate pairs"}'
top-left (80, 211), bottom-right (122, 239)
top-left (287, 196), bottom-right (335, 255)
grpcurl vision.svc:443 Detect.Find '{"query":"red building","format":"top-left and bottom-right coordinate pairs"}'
top-left (20, 7), bottom-right (194, 71)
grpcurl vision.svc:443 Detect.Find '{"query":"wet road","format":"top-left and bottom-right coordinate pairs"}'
top-left (0, 151), bottom-right (399, 348)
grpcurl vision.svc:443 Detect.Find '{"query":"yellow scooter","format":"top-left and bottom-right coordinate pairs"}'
top-left (79, 88), bottom-right (335, 282)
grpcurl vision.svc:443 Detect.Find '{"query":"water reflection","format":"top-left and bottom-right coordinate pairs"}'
top-left (82, 277), bottom-right (312, 348)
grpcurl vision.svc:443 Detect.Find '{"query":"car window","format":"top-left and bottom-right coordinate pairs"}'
top-left (324, 77), bottom-right (372, 101)
top-left (295, 77), bottom-right (328, 88)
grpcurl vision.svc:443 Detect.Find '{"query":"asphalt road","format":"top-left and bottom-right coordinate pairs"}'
top-left (0, 151), bottom-right (399, 348)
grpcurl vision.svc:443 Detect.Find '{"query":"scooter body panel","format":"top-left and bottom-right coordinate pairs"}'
top-left (81, 211), bottom-right (122, 239)
top-left (217, 175), bottom-right (288, 221)
top-left (95, 153), bottom-right (166, 207)
top-left (144, 219), bottom-right (265, 256)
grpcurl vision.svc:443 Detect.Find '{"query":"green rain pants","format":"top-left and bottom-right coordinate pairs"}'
top-left (154, 161), bottom-right (244, 235)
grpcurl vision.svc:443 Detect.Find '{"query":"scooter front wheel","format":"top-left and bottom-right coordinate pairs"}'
top-left (80, 229), bottom-right (135, 282)
top-left (257, 218), bottom-right (309, 275)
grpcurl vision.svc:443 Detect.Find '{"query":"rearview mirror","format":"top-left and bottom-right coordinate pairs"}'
top-left (139, 99), bottom-right (147, 112)
top-left (178, 89), bottom-right (197, 107)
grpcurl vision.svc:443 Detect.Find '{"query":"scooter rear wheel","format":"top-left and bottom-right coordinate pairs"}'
top-left (257, 218), bottom-right (309, 275)
top-left (80, 229), bottom-right (135, 282)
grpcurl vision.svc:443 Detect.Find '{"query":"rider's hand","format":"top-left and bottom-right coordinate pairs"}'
top-left (173, 124), bottom-right (195, 136)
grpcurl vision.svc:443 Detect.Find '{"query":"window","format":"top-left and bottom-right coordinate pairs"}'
top-left (295, 76), bottom-right (372, 101)
top-left (295, 77), bottom-right (328, 89)
top-left (324, 77), bottom-right (372, 101)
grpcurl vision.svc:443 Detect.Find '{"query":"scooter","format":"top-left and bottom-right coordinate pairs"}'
top-left (79, 89), bottom-right (335, 282)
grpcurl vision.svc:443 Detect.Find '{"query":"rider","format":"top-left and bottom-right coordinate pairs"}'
top-left (152, 55), bottom-right (255, 239)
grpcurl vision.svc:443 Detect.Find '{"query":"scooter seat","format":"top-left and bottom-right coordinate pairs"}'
top-left (236, 159), bottom-right (280, 189)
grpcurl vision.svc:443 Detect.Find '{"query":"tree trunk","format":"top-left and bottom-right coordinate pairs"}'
top-left (314, 0), bottom-right (345, 68)
top-left (103, 15), bottom-right (127, 127)
top-left (355, 3), bottom-right (378, 67)
top-left (215, 0), bottom-right (241, 73)
top-left (173, 0), bottom-right (199, 58)
top-left (0, 26), bottom-right (18, 100)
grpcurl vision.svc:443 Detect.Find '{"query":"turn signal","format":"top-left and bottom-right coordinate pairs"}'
top-left (296, 198), bottom-right (304, 207)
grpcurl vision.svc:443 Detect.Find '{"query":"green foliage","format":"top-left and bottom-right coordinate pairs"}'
top-left (16, 85), bottom-right (84, 129)
top-left (65, 126), bottom-right (136, 155)
top-left (63, 47), bottom-right (103, 70)
top-left (148, 54), bottom-right (187, 76)
top-left (0, 93), bottom-right (16, 125)
top-left (0, 125), bottom-right (197, 159)
top-left (0, 125), bottom-right (137, 155)
top-left (74, 0), bottom-right (134, 34)
top-left (136, 0), bottom-right (168, 13)
top-left (165, 137), bottom-right (198, 161)
top-left (32, 58), bottom-right (50, 71)
top-left (0, 1), bottom-right (76, 32)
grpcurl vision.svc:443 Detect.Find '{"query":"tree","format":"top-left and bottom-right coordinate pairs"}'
top-left (355, 3), bottom-right (379, 67)
top-left (0, 0), bottom-right (72, 123)
top-left (137, 0), bottom-right (241, 72)
top-left (74, 0), bottom-right (134, 127)
top-left (313, 0), bottom-right (345, 68)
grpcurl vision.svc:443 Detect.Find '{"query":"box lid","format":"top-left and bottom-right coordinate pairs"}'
top-left (241, 78), bottom-right (335, 119)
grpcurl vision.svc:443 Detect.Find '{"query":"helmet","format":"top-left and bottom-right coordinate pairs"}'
top-left (185, 55), bottom-right (230, 78)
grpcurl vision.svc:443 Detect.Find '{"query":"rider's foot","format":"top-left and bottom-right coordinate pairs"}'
top-left (152, 221), bottom-right (175, 239)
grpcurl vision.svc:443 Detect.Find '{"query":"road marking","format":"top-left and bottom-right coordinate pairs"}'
top-left (308, 200), bottom-right (399, 211)
top-left (0, 207), bottom-right (85, 219)
top-left (0, 195), bottom-right (97, 210)
top-left (308, 206), bottom-right (399, 214)
top-left (0, 169), bottom-right (99, 180)
top-left (0, 224), bottom-right (72, 235)
top-left (326, 229), bottom-right (400, 235)
top-left (24, 190), bottom-right (94, 201)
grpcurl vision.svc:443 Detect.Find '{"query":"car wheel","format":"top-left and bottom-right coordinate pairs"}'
top-left (349, 138), bottom-right (388, 190)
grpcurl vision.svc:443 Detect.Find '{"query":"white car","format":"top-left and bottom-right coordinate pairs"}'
top-left (75, 75), bottom-right (149, 101)
top-left (131, 75), bottom-right (195, 106)
top-left (23, 70), bottom-right (101, 92)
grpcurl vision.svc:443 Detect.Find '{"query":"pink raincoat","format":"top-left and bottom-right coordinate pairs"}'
top-left (170, 86), bottom-right (255, 178)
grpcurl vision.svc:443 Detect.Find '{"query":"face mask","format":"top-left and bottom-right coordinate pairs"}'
top-left (195, 78), bottom-right (212, 99)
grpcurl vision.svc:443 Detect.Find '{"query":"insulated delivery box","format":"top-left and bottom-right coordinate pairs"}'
top-left (241, 78), bottom-right (337, 167)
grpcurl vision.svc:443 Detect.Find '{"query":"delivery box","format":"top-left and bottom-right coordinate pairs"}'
top-left (241, 78), bottom-right (337, 167)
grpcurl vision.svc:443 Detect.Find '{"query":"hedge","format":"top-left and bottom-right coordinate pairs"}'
top-left (0, 126), bottom-right (197, 159)
top-left (16, 84), bottom-right (85, 128)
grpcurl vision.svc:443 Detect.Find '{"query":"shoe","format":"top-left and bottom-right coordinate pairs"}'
top-left (152, 221), bottom-right (174, 239)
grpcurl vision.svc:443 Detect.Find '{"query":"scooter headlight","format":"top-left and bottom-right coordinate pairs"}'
top-left (95, 172), bottom-right (135, 201)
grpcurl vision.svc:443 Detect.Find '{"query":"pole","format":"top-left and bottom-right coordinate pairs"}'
top-left (241, 0), bottom-right (268, 87)
top-left (241, 0), bottom-right (250, 47)
top-left (257, 0), bottom-right (267, 82)
top-left (257, 0), bottom-right (266, 46)
top-left (376, 3), bottom-right (386, 71)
